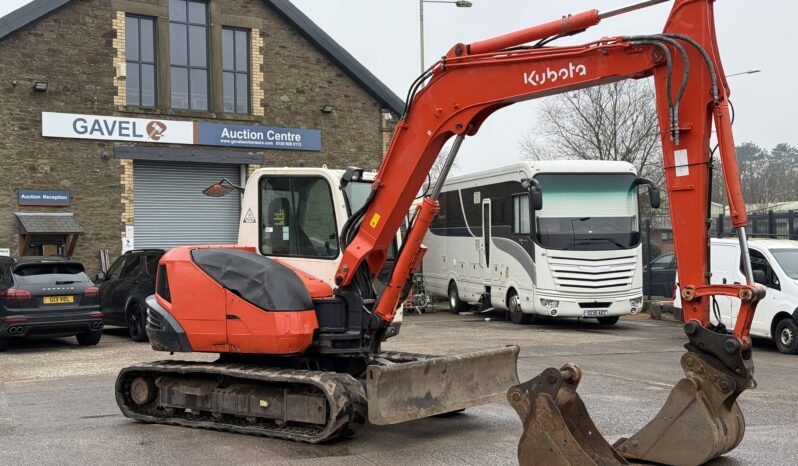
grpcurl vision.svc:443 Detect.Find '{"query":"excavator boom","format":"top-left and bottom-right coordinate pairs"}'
top-left (332, 0), bottom-right (762, 464)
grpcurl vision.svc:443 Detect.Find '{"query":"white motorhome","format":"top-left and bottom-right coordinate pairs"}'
top-left (423, 161), bottom-right (657, 325)
top-left (675, 238), bottom-right (798, 354)
top-left (234, 166), bottom-right (403, 335)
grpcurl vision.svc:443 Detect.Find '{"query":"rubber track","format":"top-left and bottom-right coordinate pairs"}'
top-left (115, 360), bottom-right (368, 443)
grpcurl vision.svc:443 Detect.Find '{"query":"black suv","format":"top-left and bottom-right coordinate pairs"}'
top-left (0, 256), bottom-right (103, 351)
top-left (96, 249), bottom-right (164, 341)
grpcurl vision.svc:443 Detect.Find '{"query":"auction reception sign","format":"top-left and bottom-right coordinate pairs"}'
top-left (18, 189), bottom-right (71, 206)
top-left (41, 112), bottom-right (321, 152)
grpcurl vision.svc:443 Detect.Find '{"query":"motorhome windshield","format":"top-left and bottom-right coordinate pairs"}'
top-left (771, 249), bottom-right (798, 279)
top-left (534, 173), bottom-right (639, 251)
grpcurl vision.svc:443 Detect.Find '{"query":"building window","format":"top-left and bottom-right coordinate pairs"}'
top-left (513, 194), bottom-right (531, 235)
top-left (125, 16), bottom-right (156, 107)
top-left (222, 27), bottom-right (250, 114)
top-left (169, 0), bottom-right (208, 110)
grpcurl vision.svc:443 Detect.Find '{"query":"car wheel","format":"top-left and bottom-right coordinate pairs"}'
top-left (76, 331), bottom-right (102, 346)
top-left (597, 316), bottom-right (620, 325)
top-left (448, 282), bottom-right (468, 314)
top-left (508, 290), bottom-right (532, 325)
top-left (127, 303), bottom-right (149, 342)
top-left (775, 318), bottom-right (798, 354)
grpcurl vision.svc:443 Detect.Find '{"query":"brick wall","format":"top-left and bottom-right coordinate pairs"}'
top-left (0, 0), bottom-right (398, 273)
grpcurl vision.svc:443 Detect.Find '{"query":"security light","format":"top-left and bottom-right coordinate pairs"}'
top-left (33, 81), bottom-right (48, 92)
top-left (321, 105), bottom-right (334, 114)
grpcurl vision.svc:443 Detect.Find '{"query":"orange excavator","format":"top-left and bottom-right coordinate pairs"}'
top-left (116, 1), bottom-right (762, 464)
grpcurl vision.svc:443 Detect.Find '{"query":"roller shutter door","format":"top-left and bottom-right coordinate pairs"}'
top-left (133, 161), bottom-right (241, 248)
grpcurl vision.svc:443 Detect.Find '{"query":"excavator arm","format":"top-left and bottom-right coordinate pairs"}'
top-left (335, 0), bottom-right (763, 464)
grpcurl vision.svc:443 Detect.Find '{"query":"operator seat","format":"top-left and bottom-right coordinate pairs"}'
top-left (266, 197), bottom-right (317, 256)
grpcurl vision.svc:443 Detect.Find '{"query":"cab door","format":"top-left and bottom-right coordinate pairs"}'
top-left (708, 243), bottom-right (740, 327)
top-left (739, 248), bottom-right (776, 337)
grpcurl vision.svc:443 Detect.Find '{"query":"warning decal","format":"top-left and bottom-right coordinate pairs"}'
top-left (243, 208), bottom-right (256, 224)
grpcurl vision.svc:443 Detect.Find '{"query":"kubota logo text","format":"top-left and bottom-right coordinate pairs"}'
top-left (523, 62), bottom-right (588, 86)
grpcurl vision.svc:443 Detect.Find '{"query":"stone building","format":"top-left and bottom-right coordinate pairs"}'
top-left (0, 0), bottom-right (402, 273)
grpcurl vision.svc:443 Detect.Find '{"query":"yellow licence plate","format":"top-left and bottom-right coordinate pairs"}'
top-left (43, 296), bottom-right (74, 304)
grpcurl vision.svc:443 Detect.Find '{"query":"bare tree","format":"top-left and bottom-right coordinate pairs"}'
top-left (428, 141), bottom-right (459, 186)
top-left (714, 142), bottom-right (798, 210)
top-left (519, 79), bottom-right (663, 183)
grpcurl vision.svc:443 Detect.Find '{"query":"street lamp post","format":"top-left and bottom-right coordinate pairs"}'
top-left (419, 0), bottom-right (473, 73)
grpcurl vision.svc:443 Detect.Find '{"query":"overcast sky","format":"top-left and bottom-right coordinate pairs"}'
top-left (1, 0), bottom-right (794, 175)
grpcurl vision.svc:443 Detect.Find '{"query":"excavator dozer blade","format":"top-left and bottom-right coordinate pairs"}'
top-left (509, 352), bottom-right (750, 466)
top-left (366, 345), bottom-right (520, 425)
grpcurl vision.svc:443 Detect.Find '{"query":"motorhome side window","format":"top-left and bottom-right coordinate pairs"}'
top-left (259, 176), bottom-right (339, 259)
top-left (512, 194), bottom-right (531, 235)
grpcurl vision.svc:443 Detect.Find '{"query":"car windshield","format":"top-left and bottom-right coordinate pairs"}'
top-left (342, 180), bottom-right (372, 216)
top-left (13, 263), bottom-right (91, 285)
top-left (771, 249), bottom-right (798, 279)
top-left (534, 173), bottom-right (640, 251)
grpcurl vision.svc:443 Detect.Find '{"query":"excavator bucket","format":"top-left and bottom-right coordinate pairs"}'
top-left (509, 352), bottom-right (749, 466)
top-left (366, 345), bottom-right (520, 425)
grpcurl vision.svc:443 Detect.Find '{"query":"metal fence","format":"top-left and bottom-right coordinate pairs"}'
top-left (641, 209), bottom-right (798, 298)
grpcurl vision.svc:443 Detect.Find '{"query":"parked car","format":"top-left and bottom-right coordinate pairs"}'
top-left (675, 238), bottom-right (798, 354)
top-left (95, 249), bottom-right (164, 342)
top-left (0, 256), bottom-right (103, 351)
top-left (644, 252), bottom-right (677, 298)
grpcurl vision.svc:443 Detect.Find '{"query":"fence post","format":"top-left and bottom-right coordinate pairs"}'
top-left (768, 210), bottom-right (776, 237)
top-left (717, 213), bottom-right (724, 238)
top-left (788, 210), bottom-right (795, 240)
top-left (644, 219), bottom-right (652, 299)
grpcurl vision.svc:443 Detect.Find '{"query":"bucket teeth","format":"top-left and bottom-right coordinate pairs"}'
top-left (510, 351), bottom-right (751, 466)
top-left (613, 352), bottom-right (746, 466)
top-left (508, 364), bottom-right (628, 466)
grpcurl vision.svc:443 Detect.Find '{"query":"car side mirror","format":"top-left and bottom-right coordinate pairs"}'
top-left (521, 178), bottom-right (543, 211)
top-left (95, 272), bottom-right (106, 282)
top-left (752, 269), bottom-right (767, 286)
top-left (636, 177), bottom-right (660, 209)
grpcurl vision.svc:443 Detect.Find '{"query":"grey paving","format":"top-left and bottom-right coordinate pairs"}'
top-left (0, 313), bottom-right (796, 465)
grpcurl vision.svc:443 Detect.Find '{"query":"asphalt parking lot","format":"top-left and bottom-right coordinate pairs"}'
top-left (1, 311), bottom-right (797, 465)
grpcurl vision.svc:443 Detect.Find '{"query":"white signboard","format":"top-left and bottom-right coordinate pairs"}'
top-left (42, 112), bottom-right (193, 144)
top-left (125, 226), bottom-right (135, 239)
top-left (0, 248), bottom-right (10, 256)
top-left (122, 237), bottom-right (135, 253)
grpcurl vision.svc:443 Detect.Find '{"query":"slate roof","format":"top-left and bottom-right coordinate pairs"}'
top-left (0, 0), bottom-right (404, 115)
top-left (15, 212), bottom-right (83, 234)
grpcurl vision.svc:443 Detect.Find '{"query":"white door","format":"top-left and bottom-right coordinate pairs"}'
top-left (741, 248), bottom-right (775, 336)
top-left (709, 243), bottom-right (740, 328)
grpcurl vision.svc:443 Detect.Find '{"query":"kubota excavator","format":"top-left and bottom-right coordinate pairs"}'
top-left (116, 0), bottom-right (763, 464)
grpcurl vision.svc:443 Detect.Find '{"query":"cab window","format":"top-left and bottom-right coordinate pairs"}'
top-left (260, 176), bottom-right (339, 259)
top-left (742, 249), bottom-right (780, 290)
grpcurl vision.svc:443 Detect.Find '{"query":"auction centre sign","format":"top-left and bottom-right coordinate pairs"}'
top-left (41, 112), bottom-right (321, 151)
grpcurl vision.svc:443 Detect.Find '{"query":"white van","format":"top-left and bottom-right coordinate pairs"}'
top-left (675, 238), bottom-right (798, 354)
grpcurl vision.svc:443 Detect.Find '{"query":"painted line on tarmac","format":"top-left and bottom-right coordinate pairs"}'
top-left (0, 382), bottom-right (13, 431)
top-left (582, 370), bottom-right (675, 389)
